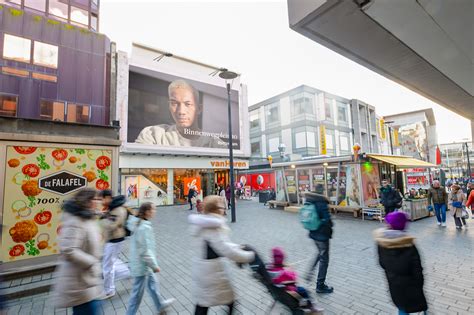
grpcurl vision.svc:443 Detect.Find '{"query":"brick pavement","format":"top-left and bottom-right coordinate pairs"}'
top-left (4, 199), bottom-right (474, 314)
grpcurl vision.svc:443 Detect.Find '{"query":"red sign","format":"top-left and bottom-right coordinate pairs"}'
top-left (243, 172), bottom-right (275, 191)
top-left (407, 176), bottom-right (427, 185)
top-left (184, 177), bottom-right (201, 196)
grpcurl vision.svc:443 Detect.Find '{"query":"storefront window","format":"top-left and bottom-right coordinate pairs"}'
top-left (326, 167), bottom-right (339, 203)
top-left (70, 6), bottom-right (89, 26)
top-left (34, 41), bottom-right (59, 68)
top-left (285, 170), bottom-right (297, 203)
top-left (121, 169), bottom-right (170, 207)
top-left (67, 103), bottom-right (89, 123)
top-left (312, 168), bottom-right (325, 195)
top-left (40, 100), bottom-right (65, 121)
top-left (174, 169), bottom-right (211, 205)
top-left (0, 94), bottom-right (18, 117)
top-left (49, 0), bottom-right (69, 20)
top-left (3, 34), bottom-right (31, 63)
top-left (297, 169), bottom-right (310, 204)
top-left (24, 0), bottom-right (46, 11)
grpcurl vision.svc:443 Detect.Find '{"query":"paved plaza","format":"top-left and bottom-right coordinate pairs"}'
top-left (4, 199), bottom-right (474, 315)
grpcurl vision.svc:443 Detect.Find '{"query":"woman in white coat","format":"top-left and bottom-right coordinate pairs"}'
top-left (188, 195), bottom-right (255, 314)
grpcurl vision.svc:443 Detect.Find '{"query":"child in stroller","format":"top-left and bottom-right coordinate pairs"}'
top-left (245, 246), bottom-right (323, 314)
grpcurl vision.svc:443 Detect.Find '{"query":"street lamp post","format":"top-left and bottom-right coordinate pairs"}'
top-left (464, 142), bottom-right (472, 179)
top-left (219, 70), bottom-right (238, 223)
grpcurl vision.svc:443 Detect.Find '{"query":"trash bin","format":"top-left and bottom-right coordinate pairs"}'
top-left (259, 191), bottom-right (270, 203)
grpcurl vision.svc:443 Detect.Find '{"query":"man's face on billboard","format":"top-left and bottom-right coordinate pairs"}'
top-left (169, 87), bottom-right (201, 129)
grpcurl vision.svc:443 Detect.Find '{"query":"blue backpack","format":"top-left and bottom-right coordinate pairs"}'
top-left (299, 202), bottom-right (321, 231)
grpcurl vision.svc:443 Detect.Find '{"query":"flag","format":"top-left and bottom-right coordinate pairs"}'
top-left (436, 146), bottom-right (441, 165)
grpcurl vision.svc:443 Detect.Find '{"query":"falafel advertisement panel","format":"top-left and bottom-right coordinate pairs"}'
top-left (1, 146), bottom-right (112, 263)
top-left (127, 71), bottom-right (240, 151)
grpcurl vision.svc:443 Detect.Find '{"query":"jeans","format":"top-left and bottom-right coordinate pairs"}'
top-left (126, 274), bottom-right (162, 315)
top-left (103, 241), bottom-right (130, 295)
top-left (195, 303), bottom-right (234, 315)
top-left (72, 300), bottom-right (101, 315)
top-left (398, 310), bottom-right (427, 315)
top-left (433, 203), bottom-right (446, 223)
top-left (310, 240), bottom-right (330, 286)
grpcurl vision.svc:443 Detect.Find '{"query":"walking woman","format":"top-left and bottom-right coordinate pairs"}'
top-left (52, 189), bottom-right (103, 315)
top-left (449, 184), bottom-right (467, 229)
top-left (188, 195), bottom-right (255, 314)
top-left (126, 202), bottom-right (174, 315)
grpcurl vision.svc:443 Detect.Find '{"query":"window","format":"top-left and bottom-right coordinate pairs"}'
top-left (265, 102), bottom-right (279, 125)
top-left (251, 139), bottom-right (261, 156)
top-left (268, 136), bottom-right (280, 153)
top-left (250, 111), bottom-right (260, 129)
top-left (325, 98), bottom-right (333, 120)
top-left (67, 103), bottom-right (90, 123)
top-left (2, 67), bottom-right (29, 77)
top-left (340, 132), bottom-right (350, 152)
top-left (34, 41), bottom-right (59, 68)
top-left (295, 132), bottom-right (306, 149)
top-left (291, 92), bottom-right (313, 116)
top-left (49, 0), bottom-right (69, 20)
top-left (32, 72), bottom-right (58, 82)
top-left (0, 94), bottom-right (18, 117)
top-left (71, 6), bottom-right (89, 25)
top-left (24, 0), bottom-right (46, 11)
top-left (325, 129), bottom-right (335, 155)
top-left (337, 101), bottom-right (348, 123)
top-left (3, 34), bottom-right (31, 63)
top-left (40, 100), bottom-right (65, 121)
top-left (91, 13), bottom-right (98, 30)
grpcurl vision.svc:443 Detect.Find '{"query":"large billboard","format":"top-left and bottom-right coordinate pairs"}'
top-left (127, 71), bottom-right (240, 151)
top-left (399, 122), bottom-right (429, 161)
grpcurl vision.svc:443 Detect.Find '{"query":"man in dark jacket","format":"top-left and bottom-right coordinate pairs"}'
top-left (305, 192), bottom-right (334, 294)
top-left (188, 187), bottom-right (196, 210)
top-left (427, 180), bottom-right (448, 227)
top-left (380, 180), bottom-right (402, 214)
top-left (374, 212), bottom-right (428, 314)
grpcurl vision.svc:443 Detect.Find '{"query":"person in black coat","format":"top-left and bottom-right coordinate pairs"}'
top-left (188, 187), bottom-right (196, 211)
top-left (374, 212), bottom-right (428, 315)
top-left (380, 180), bottom-right (402, 214)
top-left (305, 192), bottom-right (334, 294)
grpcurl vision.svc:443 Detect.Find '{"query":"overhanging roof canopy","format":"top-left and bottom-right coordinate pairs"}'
top-left (367, 154), bottom-right (436, 168)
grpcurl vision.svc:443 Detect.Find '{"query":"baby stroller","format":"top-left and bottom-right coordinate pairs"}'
top-left (246, 251), bottom-right (322, 314)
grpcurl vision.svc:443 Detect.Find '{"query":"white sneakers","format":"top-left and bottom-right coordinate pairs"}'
top-left (159, 298), bottom-right (176, 314)
top-left (441, 222), bottom-right (446, 227)
top-left (437, 222), bottom-right (441, 226)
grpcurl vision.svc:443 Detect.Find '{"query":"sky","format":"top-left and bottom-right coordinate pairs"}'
top-left (100, 0), bottom-right (472, 143)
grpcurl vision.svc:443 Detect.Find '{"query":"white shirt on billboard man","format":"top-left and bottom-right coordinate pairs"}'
top-left (135, 79), bottom-right (225, 148)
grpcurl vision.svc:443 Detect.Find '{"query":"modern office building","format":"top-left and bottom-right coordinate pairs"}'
top-left (438, 141), bottom-right (473, 178)
top-left (248, 85), bottom-right (380, 162)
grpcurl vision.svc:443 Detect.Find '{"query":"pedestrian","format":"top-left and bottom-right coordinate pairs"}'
top-left (448, 184), bottom-right (467, 229)
top-left (188, 186), bottom-right (197, 211)
top-left (304, 192), bottom-right (334, 294)
top-left (188, 195), bottom-right (255, 314)
top-left (52, 188), bottom-right (103, 315)
top-left (427, 180), bottom-right (448, 227)
top-left (99, 189), bottom-right (113, 213)
top-left (380, 180), bottom-right (402, 215)
top-left (219, 186), bottom-right (228, 214)
top-left (99, 195), bottom-right (131, 299)
top-left (373, 211), bottom-right (428, 315)
top-left (126, 202), bottom-right (175, 315)
top-left (225, 185), bottom-right (232, 209)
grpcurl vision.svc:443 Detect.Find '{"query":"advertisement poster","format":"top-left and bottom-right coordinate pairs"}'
top-left (1, 146), bottom-right (112, 263)
top-left (399, 123), bottom-right (428, 161)
top-left (128, 71), bottom-right (240, 150)
top-left (360, 163), bottom-right (381, 207)
top-left (125, 176), bottom-right (138, 200)
top-left (406, 168), bottom-right (430, 189)
top-left (184, 177), bottom-right (201, 196)
top-left (345, 164), bottom-right (362, 206)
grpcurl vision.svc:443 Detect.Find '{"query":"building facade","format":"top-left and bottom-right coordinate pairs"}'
top-left (439, 141), bottom-right (473, 178)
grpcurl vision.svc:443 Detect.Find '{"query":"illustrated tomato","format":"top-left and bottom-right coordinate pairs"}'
top-left (96, 179), bottom-right (110, 190)
top-left (52, 149), bottom-right (68, 161)
top-left (22, 164), bottom-right (40, 178)
top-left (96, 156), bottom-right (111, 170)
top-left (34, 210), bottom-right (52, 225)
top-left (8, 158), bottom-right (21, 168)
top-left (38, 240), bottom-right (48, 250)
top-left (13, 146), bottom-right (37, 155)
top-left (9, 244), bottom-right (25, 257)
top-left (69, 156), bottom-right (78, 163)
top-left (83, 171), bottom-right (96, 182)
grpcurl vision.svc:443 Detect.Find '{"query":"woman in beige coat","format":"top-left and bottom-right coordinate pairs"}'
top-left (188, 195), bottom-right (255, 314)
top-left (448, 184), bottom-right (467, 229)
top-left (52, 188), bottom-right (103, 314)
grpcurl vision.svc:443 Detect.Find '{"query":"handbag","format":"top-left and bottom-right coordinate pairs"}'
top-left (461, 208), bottom-right (469, 220)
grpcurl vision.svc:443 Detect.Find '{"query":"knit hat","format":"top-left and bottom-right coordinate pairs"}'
top-left (272, 247), bottom-right (285, 266)
top-left (385, 211), bottom-right (409, 231)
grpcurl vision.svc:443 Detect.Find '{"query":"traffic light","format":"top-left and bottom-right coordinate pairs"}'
top-left (267, 155), bottom-right (273, 167)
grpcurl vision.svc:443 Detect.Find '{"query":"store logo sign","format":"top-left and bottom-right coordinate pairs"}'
top-left (39, 171), bottom-right (87, 195)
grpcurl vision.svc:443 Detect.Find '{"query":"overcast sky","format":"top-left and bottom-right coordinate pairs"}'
top-left (100, 0), bottom-right (471, 143)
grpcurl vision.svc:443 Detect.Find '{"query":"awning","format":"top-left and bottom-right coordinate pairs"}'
top-left (367, 154), bottom-right (436, 169)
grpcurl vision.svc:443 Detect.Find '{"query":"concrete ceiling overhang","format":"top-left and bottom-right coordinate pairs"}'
top-left (288, 0), bottom-right (474, 120)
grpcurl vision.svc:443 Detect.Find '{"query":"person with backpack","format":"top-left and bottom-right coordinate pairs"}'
top-left (99, 195), bottom-right (131, 299)
top-left (301, 192), bottom-right (334, 294)
top-left (126, 202), bottom-right (175, 315)
top-left (374, 211), bottom-right (428, 315)
top-left (380, 180), bottom-right (402, 215)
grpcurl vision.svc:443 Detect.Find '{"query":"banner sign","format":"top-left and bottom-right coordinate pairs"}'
top-left (1, 145), bottom-right (112, 263)
top-left (319, 125), bottom-right (327, 155)
top-left (379, 119), bottom-right (386, 140)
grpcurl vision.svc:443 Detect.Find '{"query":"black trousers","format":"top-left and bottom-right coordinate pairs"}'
top-left (310, 240), bottom-right (330, 286)
top-left (189, 200), bottom-right (193, 210)
top-left (194, 303), bottom-right (234, 315)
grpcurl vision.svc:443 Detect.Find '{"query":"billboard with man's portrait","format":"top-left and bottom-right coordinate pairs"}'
top-left (127, 71), bottom-right (240, 151)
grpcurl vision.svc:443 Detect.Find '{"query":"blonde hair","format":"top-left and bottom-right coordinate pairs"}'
top-left (203, 195), bottom-right (225, 215)
top-left (168, 79), bottom-right (200, 104)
